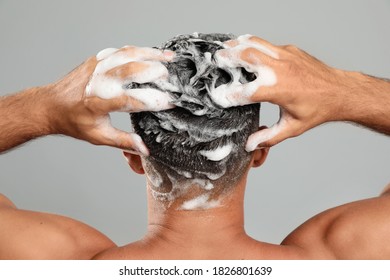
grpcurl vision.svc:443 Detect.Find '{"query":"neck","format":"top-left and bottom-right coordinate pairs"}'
top-left (143, 178), bottom-right (250, 257)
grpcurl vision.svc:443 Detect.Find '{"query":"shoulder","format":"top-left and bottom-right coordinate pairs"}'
top-left (0, 193), bottom-right (116, 259)
top-left (282, 192), bottom-right (390, 259)
top-left (0, 193), bottom-right (16, 208)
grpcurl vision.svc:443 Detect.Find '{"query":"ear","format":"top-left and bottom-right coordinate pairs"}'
top-left (251, 126), bottom-right (270, 168)
top-left (251, 147), bottom-right (269, 168)
top-left (122, 151), bottom-right (145, 174)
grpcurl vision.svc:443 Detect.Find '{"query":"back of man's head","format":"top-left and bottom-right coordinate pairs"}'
top-left (130, 33), bottom-right (260, 206)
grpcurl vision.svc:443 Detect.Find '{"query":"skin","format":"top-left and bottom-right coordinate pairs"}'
top-left (1, 150), bottom-right (389, 259)
top-left (0, 38), bottom-right (390, 259)
top-left (214, 35), bottom-right (390, 149)
top-left (0, 46), bottom-right (174, 154)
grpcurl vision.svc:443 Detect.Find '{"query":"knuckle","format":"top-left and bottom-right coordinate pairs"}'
top-left (83, 97), bottom-right (106, 114)
top-left (83, 97), bottom-right (99, 111)
top-left (247, 35), bottom-right (257, 42)
top-left (283, 44), bottom-right (300, 52)
top-left (289, 129), bottom-right (302, 138)
top-left (83, 97), bottom-right (94, 109)
top-left (82, 131), bottom-right (103, 146)
top-left (90, 138), bottom-right (104, 146)
top-left (125, 61), bottom-right (138, 72)
top-left (241, 47), bottom-right (259, 62)
top-left (105, 67), bottom-right (119, 77)
top-left (278, 58), bottom-right (298, 76)
top-left (116, 142), bottom-right (131, 150)
top-left (121, 45), bottom-right (136, 52)
top-left (238, 34), bottom-right (252, 41)
top-left (247, 35), bottom-right (264, 45)
top-left (113, 135), bottom-right (132, 150)
top-left (289, 123), bottom-right (305, 138)
top-left (241, 47), bottom-right (253, 57)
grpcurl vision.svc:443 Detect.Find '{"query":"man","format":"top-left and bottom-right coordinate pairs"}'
top-left (0, 34), bottom-right (389, 259)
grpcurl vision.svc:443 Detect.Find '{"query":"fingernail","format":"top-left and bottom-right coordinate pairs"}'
top-left (131, 134), bottom-right (150, 156)
top-left (137, 143), bottom-right (150, 156)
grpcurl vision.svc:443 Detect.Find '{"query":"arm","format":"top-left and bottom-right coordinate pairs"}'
top-left (211, 35), bottom-right (390, 149)
top-left (0, 47), bottom-right (174, 259)
top-left (0, 86), bottom-right (53, 153)
top-left (0, 46), bottom-right (174, 154)
top-left (340, 74), bottom-right (390, 135)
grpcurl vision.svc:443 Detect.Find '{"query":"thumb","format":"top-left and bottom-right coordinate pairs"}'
top-left (245, 121), bottom-right (293, 151)
top-left (97, 125), bottom-right (150, 155)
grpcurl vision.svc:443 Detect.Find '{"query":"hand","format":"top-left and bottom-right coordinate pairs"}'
top-left (212, 35), bottom-right (349, 150)
top-left (48, 46), bottom-right (175, 155)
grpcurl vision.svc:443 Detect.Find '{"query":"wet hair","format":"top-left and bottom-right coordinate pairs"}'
top-left (130, 33), bottom-right (260, 196)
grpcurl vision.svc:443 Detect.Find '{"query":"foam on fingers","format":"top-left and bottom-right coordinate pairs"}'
top-left (86, 47), bottom-right (175, 112)
top-left (123, 88), bottom-right (175, 112)
top-left (124, 61), bottom-right (169, 84)
top-left (210, 43), bottom-right (277, 108)
top-left (121, 134), bottom-right (150, 156)
top-left (245, 124), bottom-right (280, 151)
top-left (129, 133), bottom-right (149, 156)
top-left (95, 117), bottom-right (149, 154)
top-left (119, 46), bottom-right (174, 61)
top-left (236, 34), bottom-right (279, 59)
top-left (96, 48), bottom-right (118, 61)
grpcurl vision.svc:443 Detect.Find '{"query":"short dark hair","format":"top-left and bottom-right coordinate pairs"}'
top-left (130, 33), bottom-right (260, 198)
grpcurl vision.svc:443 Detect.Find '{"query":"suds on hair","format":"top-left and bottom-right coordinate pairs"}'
top-left (130, 33), bottom-right (260, 203)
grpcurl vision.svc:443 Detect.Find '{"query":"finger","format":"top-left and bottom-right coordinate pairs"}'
top-left (209, 76), bottom-right (275, 107)
top-left (212, 48), bottom-right (277, 106)
top-left (241, 47), bottom-right (277, 66)
top-left (245, 120), bottom-right (294, 151)
top-left (222, 35), bottom-right (277, 52)
top-left (208, 82), bottom-right (245, 108)
top-left (236, 34), bottom-right (279, 59)
top-left (97, 125), bottom-right (150, 155)
top-left (106, 61), bottom-right (169, 83)
top-left (85, 87), bottom-right (175, 113)
top-left (122, 88), bottom-right (175, 112)
top-left (87, 61), bottom-right (177, 101)
top-left (209, 76), bottom-right (276, 108)
top-left (215, 45), bottom-right (276, 71)
top-left (96, 48), bottom-right (119, 61)
top-left (84, 95), bottom-right (136, 113)
top-left (215, 46), bottom-right (249, 69)
top-left (222, 39), bottom-right (239, 48)
top-left (116, 46), bottom-right (175, 62)
top-left (94, 47), bottom-right (174, 76)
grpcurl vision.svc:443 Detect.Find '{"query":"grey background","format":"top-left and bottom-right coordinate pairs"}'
top-left (0, 0), bottom-right (389, 246)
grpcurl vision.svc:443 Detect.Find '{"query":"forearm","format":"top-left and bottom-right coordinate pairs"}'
top-left (336, 71), bottom-right (390, 135)
top-left (0, 86), bottom-right (54, 153)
